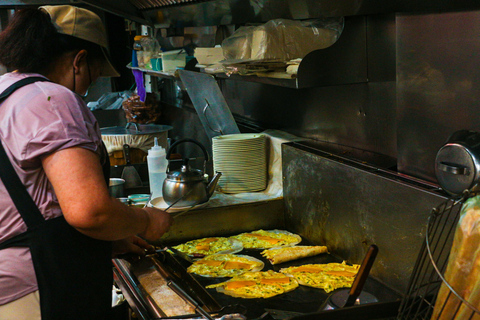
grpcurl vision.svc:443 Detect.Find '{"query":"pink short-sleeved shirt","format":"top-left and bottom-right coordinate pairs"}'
top-left (0, 72), bottom-right (105, 305)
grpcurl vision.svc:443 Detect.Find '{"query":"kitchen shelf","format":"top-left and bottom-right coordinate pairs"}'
top-left (127, 63), bottom-right (177, 79)
top-left (212, 72), bottom-right (300, 88)
top-left (129, 16), bottom-right (367, 89)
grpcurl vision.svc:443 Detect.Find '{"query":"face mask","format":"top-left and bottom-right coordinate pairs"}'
top-left (79, 85), bottom-right (91, 99)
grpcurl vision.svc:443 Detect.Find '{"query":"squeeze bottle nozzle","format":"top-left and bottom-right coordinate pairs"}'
top-left (148, 137), bottom-right (166, 156)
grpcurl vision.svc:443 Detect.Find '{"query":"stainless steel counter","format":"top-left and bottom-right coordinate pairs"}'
top-left (157, 198), bottom-right (285, 245)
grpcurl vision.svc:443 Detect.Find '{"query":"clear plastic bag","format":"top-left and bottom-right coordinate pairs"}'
top-left (140, 37), bottom-right (161, 69)
top-left (222, 18), bottom-right (344, 61)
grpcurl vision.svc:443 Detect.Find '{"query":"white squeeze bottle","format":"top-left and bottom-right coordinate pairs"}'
top-left (147, 137), bottom-right (168, 200)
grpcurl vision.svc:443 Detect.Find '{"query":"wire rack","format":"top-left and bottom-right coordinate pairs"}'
top-left (397, 192), bottom-right (480, 319)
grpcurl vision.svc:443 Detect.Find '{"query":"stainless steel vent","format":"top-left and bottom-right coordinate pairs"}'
top-left (127, 0), bottom-right (213, 10)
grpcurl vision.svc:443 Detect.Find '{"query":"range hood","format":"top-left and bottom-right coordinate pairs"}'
top-left (2, 0), bottom-right (480, 27)
top-left (0, 0), bottom-right (150, 25)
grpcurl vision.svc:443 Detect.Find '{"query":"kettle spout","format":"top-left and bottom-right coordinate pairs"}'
top-left (206, 171), bottom-right (222, 198)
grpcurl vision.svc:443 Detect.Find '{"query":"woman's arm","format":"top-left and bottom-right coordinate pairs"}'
top-left (41, 146), bottom-right (172, 241)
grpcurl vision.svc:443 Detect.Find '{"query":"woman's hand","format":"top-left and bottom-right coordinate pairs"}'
top-left (139, 207), bottom-right (174, 242)
top-left (112, 235), bottom-right (153, 257)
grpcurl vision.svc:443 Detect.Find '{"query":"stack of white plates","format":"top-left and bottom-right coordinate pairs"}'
top-left (212, 133), bottom-right (267, 193)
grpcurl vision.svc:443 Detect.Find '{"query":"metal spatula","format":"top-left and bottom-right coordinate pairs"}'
top-left (121, 144), bottom-right (142, 189)
top-left (344, 244), bottom-right (379, 307)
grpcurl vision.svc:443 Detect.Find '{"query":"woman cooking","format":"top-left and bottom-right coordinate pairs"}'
top-left (0, 5), bottom-right (173, 320)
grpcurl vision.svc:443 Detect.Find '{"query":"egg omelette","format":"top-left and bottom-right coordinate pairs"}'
top-left (206, 270), bottom-right (298, 299)
top-left (280, 261), bottom-right (360, 293)
top-left (187, 254), bottom-right (264, 277)
top-left (229, 229), bottom-right (301, 249)
top-left (261, 245), bottom-right (328, 265)
top-left (172, 237), bottom-right (239, 257)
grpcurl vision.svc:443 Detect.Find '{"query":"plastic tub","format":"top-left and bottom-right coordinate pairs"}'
top-left (151, 58), bottom-right (162, 71)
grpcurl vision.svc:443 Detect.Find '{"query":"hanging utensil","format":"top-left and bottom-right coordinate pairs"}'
top-left (121, 144), bottom-right (143, 189)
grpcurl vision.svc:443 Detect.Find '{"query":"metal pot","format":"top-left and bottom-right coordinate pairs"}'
top-left (435, 130), bottom-right (480, 196)
top-left (162, 138), bottom-right (222, 207)
top-left (101, 123), bottom-right (172, 166)
top-left (109, 178), bottom-right (125, 198)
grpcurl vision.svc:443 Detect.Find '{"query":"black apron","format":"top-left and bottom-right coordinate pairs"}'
top-left (0, 77), bottom-right (113, 320)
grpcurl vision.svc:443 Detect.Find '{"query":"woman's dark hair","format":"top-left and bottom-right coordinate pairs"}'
top-left (0, 8), bottom-right (104, 73)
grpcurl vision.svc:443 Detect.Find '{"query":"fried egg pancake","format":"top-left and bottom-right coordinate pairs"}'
top-left (206, 270), bottom-right (298, 299)
top-left (280, 261), bottom-right (360, 293)
top-left (187, 254), bottom-right (264, 277)
top-left (229, 230), bottom-right (301, 249)
top-left (261, 245), bottom-right (328, 265)
top-left (172, 237), bottom-right (241, 257)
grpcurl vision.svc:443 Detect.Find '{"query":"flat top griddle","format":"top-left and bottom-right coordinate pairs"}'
top-left (116, 236), bottom-right (402, 320)
top-left (169, 245), bottom-right (401, 319)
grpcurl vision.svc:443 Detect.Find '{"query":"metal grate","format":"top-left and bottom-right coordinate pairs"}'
top-left (397, 192), bottom-right (480, 319)
top-left (127, 0), bottom-right (213, 10)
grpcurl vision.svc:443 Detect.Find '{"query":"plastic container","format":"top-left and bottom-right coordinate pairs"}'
top-left (140, 37), bottom-right (158, 69)
top-left (133, 35), bottom-right (145, 51)
top-left (160, 50), bottom-right (187, 72)
top-left (150, 57), bottom-right (162, 71)
top-left (147, 137), bottom-right (168, 199)
top-left (134, 35), bottom-right (153, 68)
top-left (127, 194), bottom-right (150, 208)
top-left (133, 35), bottom-right (145, 67)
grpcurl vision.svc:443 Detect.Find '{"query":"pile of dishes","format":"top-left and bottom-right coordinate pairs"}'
top-left (212, 133), bottom-right (267, 193)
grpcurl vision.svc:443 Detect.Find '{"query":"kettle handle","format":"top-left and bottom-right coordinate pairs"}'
top-left (166, 138), bottom-right (209, 162)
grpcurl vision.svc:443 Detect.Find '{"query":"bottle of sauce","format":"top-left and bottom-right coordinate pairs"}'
top-left (147, 137), bottom-right (167, 199)
top-left (133, 35), bottom-right (146, 68)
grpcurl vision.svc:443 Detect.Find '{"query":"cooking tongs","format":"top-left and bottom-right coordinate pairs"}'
top-left (155, 246), bottom-right (193, 263)
top-left (164, 190), bottom-right (197, 219)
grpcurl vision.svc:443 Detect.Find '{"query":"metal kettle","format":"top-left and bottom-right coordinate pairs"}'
top-left (162, 138), bottom-right (222, 207)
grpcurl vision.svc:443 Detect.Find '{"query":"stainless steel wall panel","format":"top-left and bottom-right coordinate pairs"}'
top-left (366, 14), bottom-right (396, 82)
top-left (282, 142), bottom-right (446, 294)
top-left (397, 11), bottom-right (480, 182)
top-left (220, 79), bottom-right (397, 160)
top-left (297, 16), bottom-right (368, 88)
